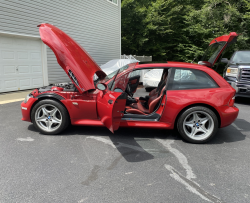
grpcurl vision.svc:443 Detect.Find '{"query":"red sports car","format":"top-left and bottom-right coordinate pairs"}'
top-left (21, 24), bottom-right (239, 143)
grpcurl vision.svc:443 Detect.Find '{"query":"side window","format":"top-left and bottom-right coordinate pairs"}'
top-left (169, 69), bottom-right (218, 90)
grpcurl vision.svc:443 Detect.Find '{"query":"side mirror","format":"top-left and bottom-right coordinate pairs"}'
top-left (96, 83), bottom-right (107, 91)
top-left (221, 58), bottom-right (229, 64)
top-left (198, 61), bottom-right (212, 68)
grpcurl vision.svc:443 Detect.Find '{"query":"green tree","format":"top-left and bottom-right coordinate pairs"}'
top-left (121, 0), bottom-right (250, 63)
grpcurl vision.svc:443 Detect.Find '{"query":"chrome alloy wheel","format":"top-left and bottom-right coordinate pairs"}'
top-left (35, 104), bottom-right (62, 132)
top-left (183, 111), bottom-right (214, 141)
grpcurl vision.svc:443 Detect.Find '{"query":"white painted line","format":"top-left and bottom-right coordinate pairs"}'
top-left (165, 165), bottom-right (212, 202)
top-left (125, 172), bottom-right (133, 175)
top-left (156, 139), bottom-right (196, 179)
top-left (0, 98), bottom-right (24, 105)
top-left (232, 123), bottom-right (243, 131)
top-left (16, 137), bottom-right (34, 142)
top-left (78, 197), bottom-right (88, 203)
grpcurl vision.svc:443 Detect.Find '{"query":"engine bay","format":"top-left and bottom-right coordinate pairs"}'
top-left (38, 82), bottom-right (78, 93)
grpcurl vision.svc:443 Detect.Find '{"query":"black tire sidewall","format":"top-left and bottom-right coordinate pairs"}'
top-left (177, 106), bottom-right (218, 144)
top-left (31, 99), bottom-right (69, 135)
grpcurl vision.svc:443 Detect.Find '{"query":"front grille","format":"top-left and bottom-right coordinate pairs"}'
top-left (240, 68), bottom-right (250, 82)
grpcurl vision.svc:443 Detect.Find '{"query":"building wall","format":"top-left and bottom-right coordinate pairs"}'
top-left (0, 0), bottom-right (121, 84)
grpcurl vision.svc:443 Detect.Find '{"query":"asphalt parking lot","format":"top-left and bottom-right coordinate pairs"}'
top-left (0, 96), bottom-right (250, 203)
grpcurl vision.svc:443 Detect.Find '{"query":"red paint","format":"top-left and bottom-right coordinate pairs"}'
top-left (21, 97), bottom-right (38, 122)
top-left (38, 23), bottom-right (106, 93)
top-left (97, 91), bottom-right (126, 133)
top-left (51, 86), bottom-right (64, 91)
top-left (209, 32), bottom-right (238, 66)
top-left (209, 32), bottom-right (238, 45)
top-left (21, 24), bottom-right (239, 136)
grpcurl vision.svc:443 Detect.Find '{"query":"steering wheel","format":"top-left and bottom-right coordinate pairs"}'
top-left (125, 84), bottom-right (133, 97)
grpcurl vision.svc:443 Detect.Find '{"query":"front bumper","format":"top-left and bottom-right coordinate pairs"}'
top-left (227, 81), bottom-right (250, 98)
top-left (21, 98), bottom-right (38, 122)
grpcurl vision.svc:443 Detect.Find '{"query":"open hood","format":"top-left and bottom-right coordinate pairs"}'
top-left (199, 32), bottom-right (238, 68)
top-left (38, 23), bottom-right (106, 93)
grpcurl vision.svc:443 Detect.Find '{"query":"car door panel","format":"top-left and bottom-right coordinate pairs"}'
top-left (97, 91), bottom-right (127, 133)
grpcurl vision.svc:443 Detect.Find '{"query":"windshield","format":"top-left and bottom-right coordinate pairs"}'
top-left (201, 42), bottom-right (226, 63)
top-left (231, 51), bottom-right (250, 64)
top-left (94, 64), bottom-right (129, 84)
top-left (106, 65), bottom-right (129, 80)
top-left (107, 64), bottom-right (135, 91)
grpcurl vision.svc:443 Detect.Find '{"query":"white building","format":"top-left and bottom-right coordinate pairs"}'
top-left (0, 0), bottom-right (121, 93)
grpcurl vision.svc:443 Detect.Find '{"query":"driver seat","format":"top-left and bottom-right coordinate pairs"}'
top-left (126, 86), bottom-right (166, 115)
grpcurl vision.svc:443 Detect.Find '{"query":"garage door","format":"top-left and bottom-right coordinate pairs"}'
top-left (0, 35), bottom-right (44, 93)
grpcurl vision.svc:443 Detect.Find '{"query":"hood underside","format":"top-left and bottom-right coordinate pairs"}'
top-left (38, 23), bottom-right (106, 93)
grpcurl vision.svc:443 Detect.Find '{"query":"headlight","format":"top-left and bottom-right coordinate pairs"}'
top-left (226, 67), bottom-right (238, 77)
top-left (24, 94), bottom-right (33, 103)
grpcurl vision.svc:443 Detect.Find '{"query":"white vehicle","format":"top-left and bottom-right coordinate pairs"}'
top-left (143, 69), bottom-right (163, 92)
top-left (143, 68), bottom-right (193, 92)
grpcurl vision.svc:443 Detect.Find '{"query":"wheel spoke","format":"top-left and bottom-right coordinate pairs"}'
top-left (42, 107), bottom-right (49, 116)
top-left (47, 120), bottom-right (53, 130)
top-left (49, 108), bottom-right (58, 117)
top-left (199, 125), bottom-right (208, 134)
top-left (193, 113), bottom-right (200, 122)
top-left (36, 116), bottom-right (47, 122)
top-left (51, 117), bottom-right (61, 124)
top-left (200, 117), bottom-right (209, 125)
top-left (190, 126), bottom-right (198, 137)
top-left (185, 120), bottom-right (194, 128)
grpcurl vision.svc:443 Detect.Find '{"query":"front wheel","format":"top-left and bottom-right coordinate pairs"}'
top-left (31, 99), bottom-right (69, 135)
top-left (177, 106), bottom-right (218, 144)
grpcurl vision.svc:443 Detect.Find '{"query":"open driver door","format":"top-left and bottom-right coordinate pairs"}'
top-left (96, 64), bottom-right (135, 133)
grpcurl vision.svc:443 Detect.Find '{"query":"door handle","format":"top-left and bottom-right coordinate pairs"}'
top-left (108, 100), bottom-right (113, 104)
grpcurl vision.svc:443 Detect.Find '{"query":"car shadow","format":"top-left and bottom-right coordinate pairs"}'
top-left (28, 118), bottom-right (248, 163)
top-left (28, 124), bottom-right (175, 162)
top-left (206, 122), bottom-right (247, 145)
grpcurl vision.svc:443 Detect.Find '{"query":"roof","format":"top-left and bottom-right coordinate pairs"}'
top-left (138, 61), bottom-right (168, 64)
top-left (134, 61), bottom-right (209, 70)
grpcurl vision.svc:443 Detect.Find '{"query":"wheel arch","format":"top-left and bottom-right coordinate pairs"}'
top-left (30, 96), bottom-right (70, 123)
top-left (174, 103), bottom-right (221, 129)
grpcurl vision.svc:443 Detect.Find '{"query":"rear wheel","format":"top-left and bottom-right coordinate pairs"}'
top-left (177, 106), bottom-right (218, 144)
top-left (31, 99), bottom-right (69, 135)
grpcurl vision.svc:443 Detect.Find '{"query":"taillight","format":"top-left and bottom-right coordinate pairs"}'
top-left (228, 96), bottom-right (235, 107)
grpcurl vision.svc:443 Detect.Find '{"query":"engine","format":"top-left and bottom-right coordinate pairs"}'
top-left (38, 82), bottom-right (78, 93)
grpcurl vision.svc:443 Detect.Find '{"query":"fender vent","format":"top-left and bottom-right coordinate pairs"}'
top-left (68, 70), bottom-right (79, 87)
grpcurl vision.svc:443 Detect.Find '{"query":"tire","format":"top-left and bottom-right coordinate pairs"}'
top-left (31, 99), bottom-right (70, 135)
top-left (177, 106), bottom-right (218, 144)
